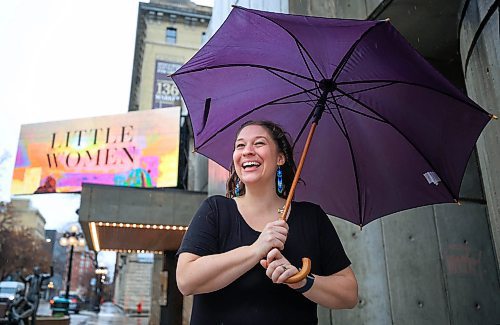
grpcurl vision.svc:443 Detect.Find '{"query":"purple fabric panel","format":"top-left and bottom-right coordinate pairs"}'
top-left (337, 22), bottom-right (483, 111)
top-left (175, 8), bottom-right (319, 80)
top-left (293, 116), bottom-right (359, 223)
top-left (243, 8), bottom-right (378, 78)
top-left (337, 104), bottom-right (453, 224)
top-left (174, 67), bottom-right (316, 149)
top-left (338, 83), bottom-right (490, 196)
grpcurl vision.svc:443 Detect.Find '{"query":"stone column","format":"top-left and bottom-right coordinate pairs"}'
top-left (459, 0), bottom-right (500, 268)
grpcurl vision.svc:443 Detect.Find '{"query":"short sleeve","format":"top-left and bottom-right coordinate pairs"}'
top-left (317, 206), bottom-right (351, 275)
top-left (177, 198), bottom-right (219, 257)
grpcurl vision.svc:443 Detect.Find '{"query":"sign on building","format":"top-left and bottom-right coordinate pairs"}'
top-left (153, 61), bottom-right (182, 109)
top-left (12, 108), bottom-right (180, 194)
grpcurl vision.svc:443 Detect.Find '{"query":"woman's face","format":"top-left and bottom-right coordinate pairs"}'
top-left (233, 124), bottom-right (285, 188)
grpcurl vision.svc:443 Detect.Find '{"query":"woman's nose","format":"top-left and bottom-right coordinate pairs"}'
top-left (242, 145), bottom-right (255, 155)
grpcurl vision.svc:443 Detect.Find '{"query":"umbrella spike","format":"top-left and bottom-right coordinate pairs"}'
top-left (454, 199), bottom-right (462, 206)
top-left (491, 114), bottom-right (498, 120)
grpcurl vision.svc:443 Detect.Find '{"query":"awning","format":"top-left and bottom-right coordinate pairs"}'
top-left (79, 183), bottom-right (207, 253)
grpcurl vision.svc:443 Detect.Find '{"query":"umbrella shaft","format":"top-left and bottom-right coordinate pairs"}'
top-left (281, 121), bottom-right (318, 221)
top-left (313, 83), bottom-right (331, 123)
top-left (281, 87), bottom-right (329, 219)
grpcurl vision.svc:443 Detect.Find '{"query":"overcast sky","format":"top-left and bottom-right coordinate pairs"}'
top-left (0, 0), bottom-right (213, 268)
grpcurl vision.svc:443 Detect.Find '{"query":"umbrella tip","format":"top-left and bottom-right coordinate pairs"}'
top-left (454, 199), bottom-right (462, 206)
top-left (384, 18), bottom-right (391, 22)
top-left (359, 224), bottom-right (363, 231)
top-left (491, 114), bottom-right (498, 120)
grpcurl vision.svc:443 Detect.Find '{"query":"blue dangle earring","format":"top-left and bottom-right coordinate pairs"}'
top-left (277, 166), bottom-right (284, 194)
top-left (235, 178), bottom-right (241, 197)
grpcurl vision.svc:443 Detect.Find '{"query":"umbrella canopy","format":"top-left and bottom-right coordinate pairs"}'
top-left (171, 6), bottom-right (493, 227)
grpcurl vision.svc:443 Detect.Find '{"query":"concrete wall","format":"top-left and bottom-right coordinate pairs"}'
top-left (114, 253), bottom-right (153, 313)
top-left (459, 0), bottom-right (500, 272)
top-left (289, 0), bottom-right (381, 19)
top-left (150, 254), bottom-right (163, 325)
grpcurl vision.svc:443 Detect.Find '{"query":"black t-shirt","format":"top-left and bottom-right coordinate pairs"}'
top-left (177, 195), bottom-right (351, 325)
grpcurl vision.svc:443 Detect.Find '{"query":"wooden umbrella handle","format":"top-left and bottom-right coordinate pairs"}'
top-left (285, 258), bottom-right (312, 284)
top-left (279, 122), bottom-right (318, 284)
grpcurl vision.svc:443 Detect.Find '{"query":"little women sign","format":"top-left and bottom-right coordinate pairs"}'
top-left (12, 108), bottom-right (180, 194)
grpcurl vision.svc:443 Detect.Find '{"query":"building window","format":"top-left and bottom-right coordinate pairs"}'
top-left (166, 27), bottom-right (177, 44)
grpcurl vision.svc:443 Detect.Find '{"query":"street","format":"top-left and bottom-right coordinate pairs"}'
top-left (38, 301), bottom-right (149, 324)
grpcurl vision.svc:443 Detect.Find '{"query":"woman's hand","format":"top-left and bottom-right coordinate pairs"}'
top-left (259, 248), bottom-right (306, 289)
top-left (251, 220), bottom-right (288, 259)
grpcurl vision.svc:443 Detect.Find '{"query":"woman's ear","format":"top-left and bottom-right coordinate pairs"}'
top-left (277, 153), bottom-right (285, 166)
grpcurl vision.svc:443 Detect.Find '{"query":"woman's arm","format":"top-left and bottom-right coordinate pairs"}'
top-left (299, 266), bottom-right (358, 309)
top-left (177, 219), bottom-right (289, 295)
top-left (177, 246), bottom-right (259, 295)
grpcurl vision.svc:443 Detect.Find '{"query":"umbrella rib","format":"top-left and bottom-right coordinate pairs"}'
top-left (325, 102), bottom-right (348, 139)
top-left (330, 97), bottom-right (364, 225)
top-left (331, 22), bottom-right (385, 81)
top-left (333, 82), bottom-right (396, 99)
top-left (196, 86), bottom-right (320, 150)
top-left (266, 69), bottom-right (320, 105)
top-left (292, 107), bottom-right (316, 151)
top-left (236, 6), bottom-right (326, 80)
top-left (172, 63), bottom-right (316, 83)
top-left (336, 79), bottom-right (489, 116)
top-left (271, 99), bottom-right (316, 106)
top-left (336, 87), bottom-right (457, 199)
top-left (295, 39), bottom-right (321, 90)
top-left (326, 99), bottom-right (388, 124)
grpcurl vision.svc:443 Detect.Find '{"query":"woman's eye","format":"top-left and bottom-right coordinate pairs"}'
top-left (235, 143), bottom-right (245, 148)
top-left (255, 141), bottom-right (265, 146)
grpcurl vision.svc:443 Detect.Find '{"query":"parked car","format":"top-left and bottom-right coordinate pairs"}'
top-left (0, 281), bottom-right (25, 319)
top-left (50, 294), bottom-right (83, 314)
top-left (0, 281), bottom-right (25, 303)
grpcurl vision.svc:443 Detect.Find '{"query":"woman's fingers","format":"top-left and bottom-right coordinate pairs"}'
top-left (261, 249), bottom-right (299, 283)
top-left (267, 247), bottom-right (282, 260)
top-left (267, 262), bottom-right (297, 283)
top-left (264, 220), bottom-right (288, 236)
top-left (276, 265), bottom-right (297, 283)
top-left (253, 220), bottom-right (289, 256)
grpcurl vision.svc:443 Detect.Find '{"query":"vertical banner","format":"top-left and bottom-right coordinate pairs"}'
top-left (153, 61), bottom-right (182, 109)
top-left (12, 108), bottom-right (181, 194)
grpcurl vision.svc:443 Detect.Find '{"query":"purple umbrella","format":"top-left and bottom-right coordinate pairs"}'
top-left (171, 6), bottom-right (494, 280)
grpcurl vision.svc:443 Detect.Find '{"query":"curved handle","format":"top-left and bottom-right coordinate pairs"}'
top-left (285, 257), bottom-right (311, 284)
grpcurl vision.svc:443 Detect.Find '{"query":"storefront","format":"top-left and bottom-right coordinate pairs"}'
top-left (79, 183), bottom-right (206, 324)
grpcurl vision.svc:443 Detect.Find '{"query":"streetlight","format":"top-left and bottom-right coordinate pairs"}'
top-left (93, 267), bottom-right (107, 312)
top-left (59, 224), bottom-right (85, 300)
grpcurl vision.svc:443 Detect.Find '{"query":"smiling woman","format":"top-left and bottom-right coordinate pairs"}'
top-left (176, 120), bottom-right (358, 324)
